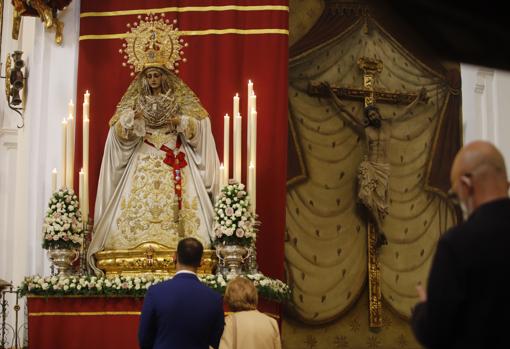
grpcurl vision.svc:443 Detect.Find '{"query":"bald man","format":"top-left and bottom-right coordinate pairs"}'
top-left (411, 141), bottom-right (510, 349)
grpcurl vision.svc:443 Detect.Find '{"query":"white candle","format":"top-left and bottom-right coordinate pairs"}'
top-left (219, 164), bottom-right (225, 189)
top-left (223, 114), bottom-right (230, 184)
top-left (247, 81), bottom-right (253, 170)
top-left (51, 168), bottom-right (57, 193)
top-left (247, 93), bottom-right (256, 167)
top-left (83, 116), bottom-right (90, 221)
top-left (233, 93), bottom-right (239, 121)
top-left (79, 169), bottom-right (85, 219)
top-left (61, 119), bottom-right (67, 188)
top-left (68, 99), bottom-right (74, 119)
top-left (250, 108), bottom-right (257, 168)
top-left (66, 112), bottom-right (75, 189)
top-left (249, 162), bottom-right (256, 213)
top-left (234, 112), bottom-right (242, 182)
top-left (83, 91), bottom-right (90, 120)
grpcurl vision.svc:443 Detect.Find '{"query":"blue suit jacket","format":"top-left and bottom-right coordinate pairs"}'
top-left (138, 273), bottom-right (225, 349)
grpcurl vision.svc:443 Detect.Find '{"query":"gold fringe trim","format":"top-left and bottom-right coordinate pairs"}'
top-left (29, 311), bottom-right (141, 316)
top-left (80, 28), bottom-right (289, 41)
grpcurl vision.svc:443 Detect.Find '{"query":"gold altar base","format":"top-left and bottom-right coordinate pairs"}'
top-left (94, 242), bottom-right (216, 277)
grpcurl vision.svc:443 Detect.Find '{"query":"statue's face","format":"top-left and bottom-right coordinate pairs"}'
top-left (145, 69), bottom-right (162, 90)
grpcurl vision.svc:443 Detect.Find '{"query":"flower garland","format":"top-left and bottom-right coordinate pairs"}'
top-left (213, 182), bottom-right (257, 246)
top-left (42, 188), bottom-right (84, 250)
top-left (19, 274), bottom-right (291, 303)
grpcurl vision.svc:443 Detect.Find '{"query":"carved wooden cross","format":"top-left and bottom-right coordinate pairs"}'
top-left (308, 56), bottom-right (420, 328)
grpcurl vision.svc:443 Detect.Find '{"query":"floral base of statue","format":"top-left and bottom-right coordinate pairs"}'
top-left (47, 248), bottom-right (79, 275)
top-left (94, 241), bottom-right (217, 277)
top-left (216, 244), bottom-right (251, 278)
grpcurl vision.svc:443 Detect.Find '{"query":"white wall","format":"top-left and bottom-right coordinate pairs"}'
top-left (0, 1), bottom-right (80, 285)
top-left (461, 64), bottom-right (510, 168)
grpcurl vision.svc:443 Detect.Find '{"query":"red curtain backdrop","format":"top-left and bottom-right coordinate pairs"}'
top-left (74, 1), bottom-right (288, 279)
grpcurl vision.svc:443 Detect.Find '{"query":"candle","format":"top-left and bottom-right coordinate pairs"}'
top-left (79, 169), bottom-right (85, 219)
top-left (247, 81), bottom-right (253, 169)
top-left (61, 118), bottom-right (67, 188)
top-left (83, 90), bottom-right (90, 120)
top-left (223, 114), bottom-right (230, 184)
top-left (234, 112), bottom-right (242, 182)
top-left (233, 93), bottom-right (239, 121)
top-left (248, 162), bottom-right (256, 213)
top-left (66, 111), bottom-right (75, 189)
top-left (247, 93), bottom-right (257, 167)
top-left (219, 164), bottom-right (225, 189)
top-left (51, 168), bottom-right (57, 193)
top-left (68, 99), bottom-right (74, 119)
top-left (250, 108), bottom-right (257, 168)
top-left (83, 115), bottom-right (90, 221)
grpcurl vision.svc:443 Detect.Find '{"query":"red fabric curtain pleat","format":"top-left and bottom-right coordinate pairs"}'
top-left (74, 0), bottom-right (288, 279)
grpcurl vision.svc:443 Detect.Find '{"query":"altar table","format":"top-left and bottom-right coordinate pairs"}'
top-left (27, 296), bottom-right (280, 349)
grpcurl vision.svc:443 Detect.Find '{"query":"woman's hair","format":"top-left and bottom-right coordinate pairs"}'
top-left (140, 67), bottom-right (171, 95)
top-left (224, 277), bottom-right (258, 312)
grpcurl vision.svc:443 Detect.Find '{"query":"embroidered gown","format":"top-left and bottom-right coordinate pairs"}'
top-left (87, 71), bottom-right (220, 275)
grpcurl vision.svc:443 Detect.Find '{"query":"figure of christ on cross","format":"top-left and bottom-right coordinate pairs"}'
top-left (319, 81), bottom-right (428, 248)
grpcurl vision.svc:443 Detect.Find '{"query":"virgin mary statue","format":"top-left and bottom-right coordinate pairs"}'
top-left (87, 16), bottom-right (220, 275)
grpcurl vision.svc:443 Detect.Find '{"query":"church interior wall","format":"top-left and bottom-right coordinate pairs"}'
top-left (0, 1), bottom-right (509, 348)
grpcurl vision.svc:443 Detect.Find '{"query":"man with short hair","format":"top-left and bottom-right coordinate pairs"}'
top-left (411, 140), bottom-right (510, 348)
top-left (138, 238), bottom-right (224, 349)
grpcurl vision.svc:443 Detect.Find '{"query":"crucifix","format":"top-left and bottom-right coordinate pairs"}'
top-left (308, 56), bottom-right (427, 328)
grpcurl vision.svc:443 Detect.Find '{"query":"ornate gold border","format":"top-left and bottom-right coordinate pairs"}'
top-left (80, 5), bottom-right (289, 18)
top-left (29, 310), bottom-right (280, 318)
top-left (29, 311), bottom-right (140, 316)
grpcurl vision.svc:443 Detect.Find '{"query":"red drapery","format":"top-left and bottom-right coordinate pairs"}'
top-left (28, 297), bottom-right (280, 349)
top-left (74, 1), bottom-right (288, 279)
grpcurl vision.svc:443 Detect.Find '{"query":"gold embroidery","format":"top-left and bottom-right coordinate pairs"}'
top-left (110, 154), bottom-right (180, 249)
top-left (145, 131), bottom-right (176, 149)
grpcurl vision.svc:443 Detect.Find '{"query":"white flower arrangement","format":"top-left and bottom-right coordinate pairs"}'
top-left (42, 188), bottom-right (84, 250)
top-left (213, 181), bottom-right (257, 246)
top-left (19, 274), bottom-right (291, 302)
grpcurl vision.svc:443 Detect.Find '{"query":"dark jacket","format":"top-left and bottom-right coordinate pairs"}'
top-left (138, 272), bottom-right (225, 349)
top-left (411, 198), bottom-right (510, 348)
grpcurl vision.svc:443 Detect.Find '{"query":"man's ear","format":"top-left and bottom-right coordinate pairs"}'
top-left (460, 175), bottom-right (473, 193)
top-left (173, 252), bottom-right (178, 265)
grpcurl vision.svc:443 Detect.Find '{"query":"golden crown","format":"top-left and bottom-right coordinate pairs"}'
top-left (119, 14), bottom-right (187, 76)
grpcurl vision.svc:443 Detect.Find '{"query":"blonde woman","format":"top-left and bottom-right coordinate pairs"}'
top-left (220, 277), bottom-right (281, 349)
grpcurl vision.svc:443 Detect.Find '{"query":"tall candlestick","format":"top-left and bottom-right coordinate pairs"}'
top-left (51, 168), bottom-right (57, 193)
top-left (247, 81), bottom-right (253, 169)
top-left (68, 99), bottom-right (74, 119)
top-left (233, 93), bottom-right (239, 121)
top-left (61, 119), bottom-right (67, 188)
top-left (219, 164), bottom-right (225, 189)
top-left (83, 114), bottom-right (90, 221)
top-left (250, 108), bottom-right (257, 168)
top-left (248, 162), bottom-right (256, 213)
top-left (234, 112), bottom-right (242, 182)
top-left (66, 111), bottom-right (75, 189)
top-left (83, 90), bottom-right (90, 120)
top-left (79, 169), bottom-right (85, 220)
top-left (247, 93), bottom-right (257, 166)
top-left (223, 114), bottom-right (230, 184)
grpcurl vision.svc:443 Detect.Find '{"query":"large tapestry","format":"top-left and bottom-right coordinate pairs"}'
top-left (285, 0), bottom-right (461, 329)
top-left (73, 0), bottom-right (289, 279)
